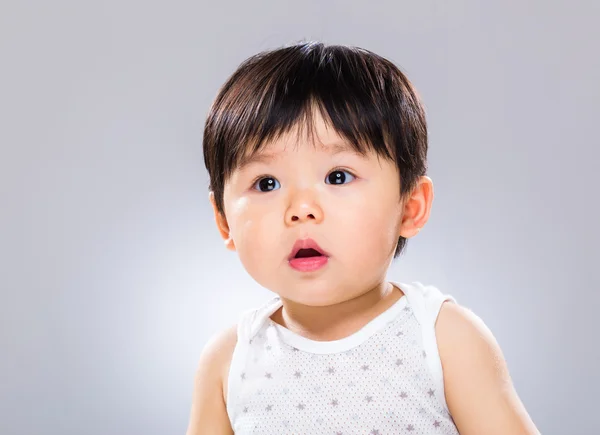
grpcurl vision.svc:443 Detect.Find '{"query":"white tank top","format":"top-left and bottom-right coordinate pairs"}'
top-left (226, 281), bottom-right (460, 434)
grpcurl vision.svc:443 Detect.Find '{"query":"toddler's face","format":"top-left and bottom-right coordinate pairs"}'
top-left (212, 113), bottom-right (424, 306)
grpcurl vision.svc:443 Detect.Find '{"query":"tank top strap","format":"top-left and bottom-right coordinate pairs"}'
top-left (227, 297), bottom-right (282, 425)
top-left (392, 281), bottom-right (457, 415)
top-left (237, 297), bottom-right (282, 343)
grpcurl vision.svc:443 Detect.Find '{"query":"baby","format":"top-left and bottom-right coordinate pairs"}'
top-left (186, 41), bottom-right (540, 435)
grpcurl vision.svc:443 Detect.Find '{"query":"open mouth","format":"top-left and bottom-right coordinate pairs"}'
top-left (288, 238), bottom-right (329, 272)
top-left (293, 248), bottom-right (323, 259)
top-left (289, 249), bottom-right (328, 272)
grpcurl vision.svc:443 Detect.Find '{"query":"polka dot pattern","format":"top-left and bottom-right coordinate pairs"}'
top-left (228, 291), bottom-right (460, 434)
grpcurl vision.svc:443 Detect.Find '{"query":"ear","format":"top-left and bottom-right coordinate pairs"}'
top-left (398, 176), bottom-right (434, 238)
top-left (209, 192), bottom-right (236, 251)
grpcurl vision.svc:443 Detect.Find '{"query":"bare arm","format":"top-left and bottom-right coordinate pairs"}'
top-left (436, 302), bottom-right (540, 435)
top-left (186, 325), bottom-right (237, 435)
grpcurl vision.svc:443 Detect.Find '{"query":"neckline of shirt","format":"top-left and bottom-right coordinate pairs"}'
top-left (264, 285), bottom-right (409, 354)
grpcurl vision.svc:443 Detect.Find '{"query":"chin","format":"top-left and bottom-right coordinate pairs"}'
top-left (279, 283), bottom-right (348, 307)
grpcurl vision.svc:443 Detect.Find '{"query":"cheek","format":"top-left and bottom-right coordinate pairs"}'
top-left (330, 188), bottom-right (401, 257)
top-left (229, 202), bottom-right (283, 274)
top-left (226, 197), bottom-right (256, 248)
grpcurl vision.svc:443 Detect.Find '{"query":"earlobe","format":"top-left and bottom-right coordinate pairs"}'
top-left (209, 192), bottom-right (236, 252)
top-left (224, 238), bottom-right (236, 251)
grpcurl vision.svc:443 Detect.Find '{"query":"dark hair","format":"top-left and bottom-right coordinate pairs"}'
top-left (203, 41), bottom-right (428, 258)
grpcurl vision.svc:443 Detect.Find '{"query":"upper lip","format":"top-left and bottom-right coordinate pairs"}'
top-left (288, 238), bottom-right (329, 260)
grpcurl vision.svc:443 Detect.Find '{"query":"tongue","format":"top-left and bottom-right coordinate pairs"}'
top-left (295, 248), bottom-right (322, 258)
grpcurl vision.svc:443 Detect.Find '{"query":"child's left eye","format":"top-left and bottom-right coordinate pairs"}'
top-left (325, 170), bottom-right (356, 185)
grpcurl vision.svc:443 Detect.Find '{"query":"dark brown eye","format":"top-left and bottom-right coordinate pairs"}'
top-left (254, 177), bottom-right (280, 192)
top-left (326, 170), bottom-right (355, 185)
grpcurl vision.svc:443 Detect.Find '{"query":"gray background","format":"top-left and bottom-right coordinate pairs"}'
top-left (1, 1), bottom-right (598, 434)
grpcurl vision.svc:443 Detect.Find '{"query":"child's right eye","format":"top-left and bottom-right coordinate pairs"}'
top-left (252, 177), bottom-right (281, 192)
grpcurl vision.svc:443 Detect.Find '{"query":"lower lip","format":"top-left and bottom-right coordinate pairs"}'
top-left (288, 256), bottom-right (328, 272)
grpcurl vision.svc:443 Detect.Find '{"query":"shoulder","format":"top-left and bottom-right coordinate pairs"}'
top-left (436, 301), bottom-right (490, 347)
top-left (185, 325), bottom-right (238, 435)
top-left (198, 324), bottom-right (238, 398)
top-left (435, 301), bottom-right (540, 435)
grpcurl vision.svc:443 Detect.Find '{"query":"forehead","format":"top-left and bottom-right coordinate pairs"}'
top-left (236, 116), bottom-right (366, 170)
top-left (239, 141), bottom-right (358, 169)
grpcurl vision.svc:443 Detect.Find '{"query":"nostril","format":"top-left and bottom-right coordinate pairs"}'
top-left (291, 214), bottom-right (315, 221)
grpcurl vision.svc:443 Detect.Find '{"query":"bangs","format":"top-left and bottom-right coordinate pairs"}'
top-left (203, 42), bottom-right (426, 189)
top-left (203, 41), bottom-right (429, 258)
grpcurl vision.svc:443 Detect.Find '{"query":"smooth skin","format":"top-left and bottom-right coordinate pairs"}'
top-left (186, 113), bottom-right (540, 434)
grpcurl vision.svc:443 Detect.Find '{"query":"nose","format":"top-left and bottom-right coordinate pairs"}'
top-left (284, 190), bottom-right (324, 226)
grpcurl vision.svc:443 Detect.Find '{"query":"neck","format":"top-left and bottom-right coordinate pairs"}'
top-left (271, 281), bottom-right (403, 341)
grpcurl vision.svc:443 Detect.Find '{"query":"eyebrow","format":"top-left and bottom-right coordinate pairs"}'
top-left (237, 151), bottom-right (280, 170)
top-left (237, 142), bottom-right (363, 170)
